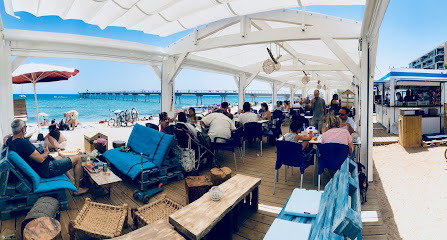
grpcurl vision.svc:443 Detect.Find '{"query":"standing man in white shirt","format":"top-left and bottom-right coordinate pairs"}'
top-left (339, 107), bottom-right (356, 134)
top-left (201, 109), bottom-right (236, 143)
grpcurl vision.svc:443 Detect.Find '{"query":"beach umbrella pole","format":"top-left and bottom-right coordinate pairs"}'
top-left (33, 82), bottom-right (40, 132)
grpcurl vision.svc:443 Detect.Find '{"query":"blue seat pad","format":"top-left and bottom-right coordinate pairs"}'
top-left (127, 124), bottom-right (174, 169)
top-left (35, 174), bottom-right (77, 193)
top-left (8, 150), bottom-right (76, 193)
top-left (103, 148), bottom-right (157, 180)
top-left (264, 219), bottom-right (311, 240)
top-left (283, 188), bottom-right (323, 217)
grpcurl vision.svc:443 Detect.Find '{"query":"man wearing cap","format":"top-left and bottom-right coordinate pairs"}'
top-left (3, 119), bottom-right (88, 195)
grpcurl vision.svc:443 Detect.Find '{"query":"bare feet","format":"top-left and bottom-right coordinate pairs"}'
top-left (73, 187), bottom-right (89, 196)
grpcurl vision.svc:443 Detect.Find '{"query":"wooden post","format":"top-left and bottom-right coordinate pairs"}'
top-left (210, 167), bottom-right (232, 186)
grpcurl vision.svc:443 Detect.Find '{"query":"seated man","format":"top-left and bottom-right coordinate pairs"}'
top-left (282, 120), bottom-right (311, 151)
top-left (45, 125), bottom-right (67, 151)
top-left (4, 119), bottom-right (87, 195)
top-left (201, 109), bottom-right (236, 143)
top-left (220, 102), bottom-right (233, 119)
top-left (238, 102), bottom-right (259, 126)
top-left (339, 107), bottom-right (356, 134)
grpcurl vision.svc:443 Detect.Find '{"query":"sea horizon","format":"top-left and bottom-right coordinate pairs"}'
top-left (14, 93), bottom-right (286, 123)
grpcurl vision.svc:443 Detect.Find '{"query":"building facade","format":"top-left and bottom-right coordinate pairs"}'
top-left (409, 42), bottom-right (446, 70)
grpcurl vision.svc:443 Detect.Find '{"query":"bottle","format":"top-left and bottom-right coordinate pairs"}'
top-left (302, 123), bottom-right (306, 132)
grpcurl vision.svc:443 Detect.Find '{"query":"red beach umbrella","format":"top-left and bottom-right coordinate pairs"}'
top-left (12, 63), bottom-right (79, 130)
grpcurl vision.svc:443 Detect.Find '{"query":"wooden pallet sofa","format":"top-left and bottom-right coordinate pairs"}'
top-left (103, 123), bottom-right (183, 191)
top-left (264, 158), bottom-right (362, 240)
top-left (0, 147), bottom-right (77, 220)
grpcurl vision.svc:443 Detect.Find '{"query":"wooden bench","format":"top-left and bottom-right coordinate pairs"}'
top-left (264, 158), bottom-right (362, 240)
top-left (169, 174), bottom-right (261, 240)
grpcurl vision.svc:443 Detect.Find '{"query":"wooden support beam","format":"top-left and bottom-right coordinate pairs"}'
top-left (321, 37), bottom-right (361, 79)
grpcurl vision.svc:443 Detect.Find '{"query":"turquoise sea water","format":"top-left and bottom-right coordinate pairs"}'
top-left (14, 94), bottom-right (285, 123)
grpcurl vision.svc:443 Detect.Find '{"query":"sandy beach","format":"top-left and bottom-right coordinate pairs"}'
top-left (373, 143), bottom-right (447, 239)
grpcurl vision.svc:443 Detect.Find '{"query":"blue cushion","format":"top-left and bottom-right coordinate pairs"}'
top-left (103, 148), bottom-right (157, 180)
top-left (35, 174), bottom-right (77, 193)
top-left (127, 123), bottom-right (174, 168)
top-left (264, 219), bottom-right (311, 240)
top-left (8, 151), bottom-right (41, 191)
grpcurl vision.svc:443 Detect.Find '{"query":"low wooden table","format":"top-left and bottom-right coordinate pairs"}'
top-left (111, 219), bottom-right (185, 240)
top-left (83, 165), bottom-right (122, 199)
top-left (169, 174), bottom-right (261, 240)
top-left (23, 217), bottom-right (61, 240)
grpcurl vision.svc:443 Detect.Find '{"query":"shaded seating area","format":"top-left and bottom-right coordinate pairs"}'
top-left (0, 147), bottom-right (77, 220)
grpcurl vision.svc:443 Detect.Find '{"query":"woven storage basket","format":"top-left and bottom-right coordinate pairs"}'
top-left (132, 194), bottom-right (183, 228)
top-left (69, 198), bottom-right (128, 240)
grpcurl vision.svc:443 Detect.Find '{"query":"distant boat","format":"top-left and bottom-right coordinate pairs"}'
top-left (19, 94), bottom-right (26, 97)
top-left (54, 96), bottom-right (67, 99)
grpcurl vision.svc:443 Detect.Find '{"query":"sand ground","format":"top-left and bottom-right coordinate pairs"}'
top-left (373, 143), bottom-right (447, 239)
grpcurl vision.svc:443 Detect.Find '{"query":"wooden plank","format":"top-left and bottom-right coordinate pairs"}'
top-left (169, 174), bottom-right (261, 240)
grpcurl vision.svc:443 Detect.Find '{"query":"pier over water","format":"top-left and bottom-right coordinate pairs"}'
top-left (79, 90), bottom-right (291, 104)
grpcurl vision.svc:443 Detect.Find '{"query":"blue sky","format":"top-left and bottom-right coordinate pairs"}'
top-left (2, 0), bottom-right (446, 94)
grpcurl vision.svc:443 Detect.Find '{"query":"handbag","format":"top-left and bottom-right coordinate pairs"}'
top-left (179, 148), bottom-right (196, 172)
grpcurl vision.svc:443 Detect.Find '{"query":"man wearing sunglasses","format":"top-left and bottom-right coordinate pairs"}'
top-left (339, 107), bottom-right (356, 134)
top-left (3, 119), bottom-right (88, 195)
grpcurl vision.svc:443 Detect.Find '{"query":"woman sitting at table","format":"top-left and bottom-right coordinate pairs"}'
top-left (176, 112), bottom-right (198, 136)
top-left (274, 101), bottom-right (284, 111)
top-left (321, 114), bottom-right (353, 155)
top-left (185, 107), bottom-right (198, 124)
top-left (260, 102), bottom-right (271, 121)
top-left (159, 112), bottom-right (174, 134)
top-left (282, 120), bottom-right (311, 151)
top-left (283, 101), bottom-right (291, 112)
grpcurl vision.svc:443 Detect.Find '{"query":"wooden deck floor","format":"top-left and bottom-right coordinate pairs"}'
top-left (373, 123), bottom-right (398, 145)
top-left (1, 135), bottom-right (388, 239)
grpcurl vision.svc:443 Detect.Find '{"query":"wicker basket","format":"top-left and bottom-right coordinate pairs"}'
top-left (132, 194), bottom-right (183, 228)
top-left (69, 198), bottom-right (128, 240)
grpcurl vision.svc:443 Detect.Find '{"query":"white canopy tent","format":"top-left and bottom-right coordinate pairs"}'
top-left (0, 0), bottom-right (389, 181)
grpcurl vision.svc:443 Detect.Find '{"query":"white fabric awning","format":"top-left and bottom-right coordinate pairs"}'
top-left (5, 0), bottom-right (365, 37)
